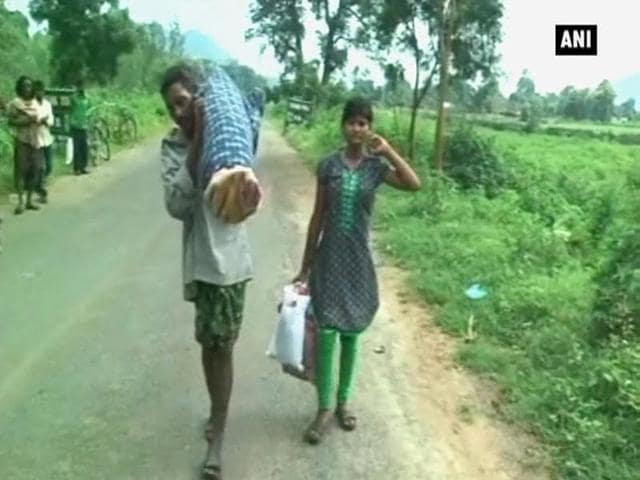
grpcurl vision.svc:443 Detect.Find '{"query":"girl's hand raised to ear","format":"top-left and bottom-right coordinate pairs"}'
top-left (367, 133), bottom-right (392, 157)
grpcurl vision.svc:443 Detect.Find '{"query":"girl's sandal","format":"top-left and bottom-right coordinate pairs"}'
top-left (303, 411), bottom-right (332, 445)
top-left (336, 406), bottom-right (357, 432)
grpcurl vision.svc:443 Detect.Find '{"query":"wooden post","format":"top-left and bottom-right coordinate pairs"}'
top-left (434, 0), bottom-right (453, 173)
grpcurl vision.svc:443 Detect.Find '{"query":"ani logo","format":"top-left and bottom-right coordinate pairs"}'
top-left (555, 25), bottom-right (598, 56)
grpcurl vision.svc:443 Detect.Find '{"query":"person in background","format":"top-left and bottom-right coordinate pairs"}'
top-left (33, 80), bottom-right (54, 200)
top-left (69, 80), bottom-right (89, 175)
top-left (294, 97), bottom-right (422, 444)
top-left (6, 76), bottom-right (45, 214)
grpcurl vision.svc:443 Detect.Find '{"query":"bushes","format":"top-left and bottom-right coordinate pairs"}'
top-left (444, 124), bottom-right (510, 197)
top-left (590, 226), bottom-right (640, 341)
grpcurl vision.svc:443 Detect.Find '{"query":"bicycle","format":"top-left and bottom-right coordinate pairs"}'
top-left (99, 102), bottom-right (138, 145)
top-left (87, 107), bottom-right (111, 166)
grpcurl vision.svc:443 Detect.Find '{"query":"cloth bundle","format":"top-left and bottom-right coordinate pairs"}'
top-left (199, 67), bottom-right (265, 224)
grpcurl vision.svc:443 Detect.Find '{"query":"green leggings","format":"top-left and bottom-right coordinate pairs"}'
top-left (316, 328), bottom-right (360, 409)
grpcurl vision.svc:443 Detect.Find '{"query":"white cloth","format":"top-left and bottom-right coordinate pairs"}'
top-left (35, 99), bottom-right (54, 148)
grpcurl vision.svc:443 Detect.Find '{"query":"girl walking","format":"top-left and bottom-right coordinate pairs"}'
top-left (294, 97), bottom-right (422, 444)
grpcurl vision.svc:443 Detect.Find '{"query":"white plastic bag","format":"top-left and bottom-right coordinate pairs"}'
top-left (65, 137), bottom-right (73, 165)
top-left (266, 284), bottom-right (311, 370)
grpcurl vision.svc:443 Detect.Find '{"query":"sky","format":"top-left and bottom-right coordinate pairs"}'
top-left (6, 0), bottom-right (639, 95)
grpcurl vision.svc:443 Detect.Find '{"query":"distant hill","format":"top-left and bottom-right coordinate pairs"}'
top-left (184, 30), bottom-right (231, 62)
top-left (614, 73), bottom-right (640, 105)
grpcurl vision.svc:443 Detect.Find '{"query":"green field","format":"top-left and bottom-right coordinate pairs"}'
top-left (466, 113), bottom-right (640, 143)
top-left (275, 104), bottom-right (640, 480)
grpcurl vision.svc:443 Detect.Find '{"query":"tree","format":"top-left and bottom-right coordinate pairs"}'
top-left (222, 60), bottom-right (269, 95)
top-left (167, 21), bottom-right (185, 58)
top-left (29, 0), bottom-right (136, 85)
top-left (471, 76), bottom-right (499, 113)
top-left (85, 8), bottom-right (137, 85)
top-left (449, 78), bottom-right (475, 111)
top-left (618, 97), bottom-right (636, 119)
top-left (248, 0), bottom-right (361, 93)
top-left (509, 70), bottom-right (535, 105)
top-left (558, 86), bottom-right (589, 120)
top-left (541, 92), bottom-right (559, 117)
top-left (382, 63), bottom-right (414, 108)
top-left (523, 94), bottom-right (542, 132)
top-left (350, 66), bottom-right (378, 99)
top-left (246, 0), bottom-right (306, 90)
top-left (589, 80), bottom-right (616, 122)
top-left (310, 0), bottom-right (363, 85)
top-left (116, 22), bottom-right (183, 91)
top-left (0, 2), bottom-right (49, 94)
top-left (357, 0), bottom-right (503, 162)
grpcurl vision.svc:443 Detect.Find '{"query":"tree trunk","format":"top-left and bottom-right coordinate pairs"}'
top-left (320, 36), bottom-right (334, 86)
top-left (434, 0), bottom-right (452, 173)
top-left (408, 56), bottom-right (421, 163)
top-left (294, 33), bottom-right (305, 92)
top-left (320, 14), bottom-right (337, 86)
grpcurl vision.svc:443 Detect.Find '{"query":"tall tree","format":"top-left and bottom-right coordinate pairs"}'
top-left (351, 66), bottom-right (378, 99)
top-left (167, 21), bottom-right (185, 58)
top-left (0, 2), bottom-right (49, 95)
top-left (29, 0), bottom-right (136, 85)
top-left (619, 97), bottom-right (636, 119)
top-left (472, 76), bottom-right (499, 113)
top-left (246, 0), bottom-right (306, 88)
top-left (589, 80), bottom-right (616, 122)
top-left (509, 70), bottom-right (535, 105)
top-left (310, 0), bottom-right (360, 85)
top-left (222, 60), bottom-right (269, 95)
top-left (116, 22), bottom-right (180, 90)
top-left (357, 0), bottom-right (503, 161)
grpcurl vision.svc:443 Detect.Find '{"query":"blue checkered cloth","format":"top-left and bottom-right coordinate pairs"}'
top-left (199, 67), bottom-right (265, 185)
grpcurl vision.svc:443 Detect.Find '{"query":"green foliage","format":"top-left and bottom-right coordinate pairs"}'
top-left (309, 0), bottom-right (359, 84)
top-left (246, 0), bottom-right (306, 84)
top-left (590, 80), bottom-right (617, 123)
top-left (522, 95), bottom-right (543, 132)
top-left (617, 98), bottom-right (636, 119)
top-left (0, 3), bottom-right (50, 96)
top-left (355, 0), bottom-right (503, 159)
top-left (444, 124), bottom-right (509, 197)
top-left (510, 70), bottom-right (536, 106)
top-left (590, 226), bottom-right (640, 341)
top-left (221, 60), bottom-right (269, 95)
top-left (29, 0), bottom-right (137, 85)
top-left (556, 82), bottom-right (617, 123)
top-left (115, 22), bottom-right (183, 92)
